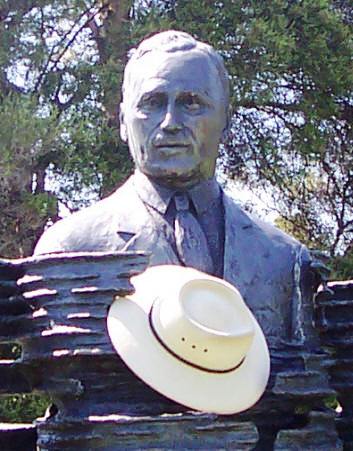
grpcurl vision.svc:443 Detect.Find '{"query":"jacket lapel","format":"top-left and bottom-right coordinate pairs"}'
top-left (114, 189), bottom-right (179, 266)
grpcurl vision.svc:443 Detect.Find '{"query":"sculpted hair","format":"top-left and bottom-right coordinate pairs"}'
top-left (122, 30), bottom-right (230, 118)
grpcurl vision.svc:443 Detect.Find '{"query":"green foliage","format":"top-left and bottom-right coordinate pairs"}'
top-left (0, 94), bottom-right (59, 168)
top-left (0, 0), bottom-right (134, 256)
top-left (24, 192), bottom-right (58, 219)
top-left (0, 344), bottom-right (50, 423)
top-left (0, 394), bottom-right (50, 423)
top-left (331, 248), bottom-right (353, 280)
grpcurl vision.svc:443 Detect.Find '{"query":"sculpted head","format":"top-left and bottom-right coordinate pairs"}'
top-left (120, 30), bottom-right (230, 189)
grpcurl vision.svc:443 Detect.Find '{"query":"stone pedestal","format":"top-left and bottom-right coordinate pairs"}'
top-left (315, 281), bottom-right (353, 449)
top-left (0, 253), bottom-right (346, 450)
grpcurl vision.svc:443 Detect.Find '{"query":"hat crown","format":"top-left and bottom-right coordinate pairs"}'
top-left (150, 278), bottom-right (255, 372)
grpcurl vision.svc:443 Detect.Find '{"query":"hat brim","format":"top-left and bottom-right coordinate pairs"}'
top-left (107, 266), bottom-right (270, 415)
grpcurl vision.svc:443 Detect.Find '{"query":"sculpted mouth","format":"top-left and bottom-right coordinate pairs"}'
top-left (152, 143), bottom-right (191, 157)
top-left (154, 143), bottom-right (191, 155)
top-left (154, 142), bottom-right (190, 148)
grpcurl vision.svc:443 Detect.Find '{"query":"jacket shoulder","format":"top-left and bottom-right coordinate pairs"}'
top-left (34, 178), bottom-right (141, 254)
top-left (223, 191), bottom-right (308, 256)
top-left (222, 191), bottom-right (314, 345)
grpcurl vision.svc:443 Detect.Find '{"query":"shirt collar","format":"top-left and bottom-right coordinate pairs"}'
top-left (132, 170), bottom-right (221, 215)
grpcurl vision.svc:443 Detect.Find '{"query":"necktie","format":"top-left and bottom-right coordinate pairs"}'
top-left (173, 192), bottom-right (214, 274)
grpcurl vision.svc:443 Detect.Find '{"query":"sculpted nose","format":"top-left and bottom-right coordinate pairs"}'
top-left (160, 105), bottom-right (182, 132)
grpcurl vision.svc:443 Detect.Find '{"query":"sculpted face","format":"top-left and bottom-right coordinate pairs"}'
top-left (120, 50), bottom-right (227, 188)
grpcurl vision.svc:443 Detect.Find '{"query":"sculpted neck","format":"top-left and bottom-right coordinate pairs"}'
top-left (147, 175), bottom-right (204, 191)
top-left (141, 165), bottom-right (217, 191)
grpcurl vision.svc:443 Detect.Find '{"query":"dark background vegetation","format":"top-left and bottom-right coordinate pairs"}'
top-left (0, 0), bottom-right (352, 421)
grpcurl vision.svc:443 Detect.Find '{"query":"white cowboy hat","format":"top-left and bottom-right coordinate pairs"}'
top-left (107, 265), bottom-right (270, 415)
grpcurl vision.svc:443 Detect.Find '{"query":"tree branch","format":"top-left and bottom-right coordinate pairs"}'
top-left (33, 3), bottom-right (108, 94)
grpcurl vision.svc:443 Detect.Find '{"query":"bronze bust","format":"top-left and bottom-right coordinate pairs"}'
top-left (34, 31), bottom-right (314, 347)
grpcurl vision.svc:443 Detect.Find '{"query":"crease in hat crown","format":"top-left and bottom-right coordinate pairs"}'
top-left (150, 277), bottom-right (255, 373)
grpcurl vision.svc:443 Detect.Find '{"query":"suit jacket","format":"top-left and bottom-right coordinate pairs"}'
top-left (34, 175), bottom-right (313, 347)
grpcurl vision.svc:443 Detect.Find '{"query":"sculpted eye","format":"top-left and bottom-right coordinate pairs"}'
top-left (179, 93), bottom-right (204, 112)
top-left (138, 93), bottom-right (165, 111)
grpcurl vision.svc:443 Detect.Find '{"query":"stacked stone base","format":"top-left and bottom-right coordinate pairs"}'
top-left (0, 254), bottom-right (350, 449)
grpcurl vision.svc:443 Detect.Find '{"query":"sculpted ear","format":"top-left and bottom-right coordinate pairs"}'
top-left (119, 103), bottom-right (128, 142)
top-left (222, 124), bottom-right (229, 142)
top-left (221, 109), bottom-right (231, 142)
